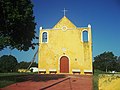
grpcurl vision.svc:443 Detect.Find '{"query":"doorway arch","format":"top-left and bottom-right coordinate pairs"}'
top-left (60, 56), bottom-right (69, 73)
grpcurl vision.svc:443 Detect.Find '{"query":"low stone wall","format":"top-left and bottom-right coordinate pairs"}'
top-left (99, 74), bottom-right (120, 90)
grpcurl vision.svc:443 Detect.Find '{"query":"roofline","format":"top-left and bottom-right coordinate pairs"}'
top-left (40, 27), bottom-right (89, 30)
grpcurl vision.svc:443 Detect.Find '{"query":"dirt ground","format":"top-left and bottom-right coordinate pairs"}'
top-left (1, 74), bottom-right (93, 90)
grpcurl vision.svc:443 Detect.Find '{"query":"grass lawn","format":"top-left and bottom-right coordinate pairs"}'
top-left (0, 72), bottom-right (35, 88)
top-left (93, 69), bottom-right (106, 90)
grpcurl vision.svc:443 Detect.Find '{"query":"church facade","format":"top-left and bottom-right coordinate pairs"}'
top-left (38, 16), bottom-right (93, 74)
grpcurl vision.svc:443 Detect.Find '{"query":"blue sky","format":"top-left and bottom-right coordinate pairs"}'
top-left (1, 0), bottom-right (120, 62)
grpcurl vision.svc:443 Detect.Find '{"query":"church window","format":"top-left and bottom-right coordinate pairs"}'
top-left (42, 32), bottom-right (47, 42)
top-left (83, 31), bottom-right (88, 42)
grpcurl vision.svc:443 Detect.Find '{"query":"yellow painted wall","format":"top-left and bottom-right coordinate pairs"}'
top-left (18, 69), bottom-right (30, 72)
top-left (99, 74), bottom-right (120, 90)
top-left (38, 16), bottom-right (92, 74)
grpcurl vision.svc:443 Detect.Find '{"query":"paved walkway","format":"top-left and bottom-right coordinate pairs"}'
top-left (1, 74), bottom-right (93, 90)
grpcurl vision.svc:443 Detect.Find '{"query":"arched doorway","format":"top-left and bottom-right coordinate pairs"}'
top-left (60, 56), bottom-right (69, 73)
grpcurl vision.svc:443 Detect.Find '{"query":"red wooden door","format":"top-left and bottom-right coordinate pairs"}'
top-left (60, 56), bottom-right (69, 73)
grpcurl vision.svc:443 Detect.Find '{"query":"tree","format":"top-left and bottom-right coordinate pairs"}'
top-left (17, 61), bottom-right (38, 69)
top-left (93, 52), bottom-right (117, 72)
top-left (115, 56), bottom-right (120, 71)
top-left (0, 55), bottom-right (18, 72)
top-left (108, 60), bottom-right (119, 71)
top-left (117, 56), bottom-right (120, 63)
top-left (0, 0), bottom-right (37, 51)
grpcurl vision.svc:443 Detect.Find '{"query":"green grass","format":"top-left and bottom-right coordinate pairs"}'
top-left (0, 72), bottom-right (34, 88)
top-left (93, 69), bottom-right (106, 90)
top-left (0, 80), bottom-right (15, 88)
top-left (93, 74), bottom-right (98, 90)
top-left (0, 72), bottom-right (34, 76)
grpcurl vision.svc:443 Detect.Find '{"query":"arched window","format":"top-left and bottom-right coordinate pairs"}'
top-left (83, 31), bottom-right (88, 42)
top-left (42, 32), bottom-right (47, 42)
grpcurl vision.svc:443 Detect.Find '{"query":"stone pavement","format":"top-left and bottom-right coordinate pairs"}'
top-left (1, 74), bottom-right (93, 90)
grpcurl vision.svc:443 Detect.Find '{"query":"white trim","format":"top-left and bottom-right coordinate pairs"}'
top-left (84, 70), bottom-right (92, 72)
top-left (40, 26), bottom-right (42, 30)
top-left (41, 31), bottom-right (49, 43)
top-left (41, 28), bottom-right (77, 30)
top-left (42, 29), bottom-right (53, 30)
top-left (58, 55), bottom-right (70, 73)
top-left (88, 24), bottom-right (91, 28)
top-left (62, 26), bottom-right (68, 31)
top-left (53, 28), bottom-right (76, 30)
top-left (81, 29), bottom-right (89, 42)
top-left (41, 27), bottom-right (90, 30)
top-left (49, 69), bottom-right (57, 72)
top-left (72, 69), bottom-right (81, 72)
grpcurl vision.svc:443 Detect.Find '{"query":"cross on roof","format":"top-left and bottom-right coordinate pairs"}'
top-left (62, 8), bottom-right (68, 16)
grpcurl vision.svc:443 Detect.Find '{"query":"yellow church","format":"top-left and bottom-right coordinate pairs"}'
top-left (38, 15), bottom-right (93, 75)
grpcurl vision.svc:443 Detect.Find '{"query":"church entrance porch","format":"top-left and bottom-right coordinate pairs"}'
top-left (60, 56), bottom-right (69, 73)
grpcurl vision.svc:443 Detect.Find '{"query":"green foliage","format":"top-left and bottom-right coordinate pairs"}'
top-left (0, 72), bottom-right (34, 88)
top-left (93, 51), bottom-right (120, 72)
top-left (117, 56), bottom-right (120, 63)
top-left (0, 55), bottom-right (18, 72)
top-left (94, 69), bottom-right (105, 75)
top-left (93, 69), bottom-right (106, 90)
top-left (17, 61), bottom-right (38, 69)
top-left (0, 80), bottom-right (15, 88)
top-left (0, 0), bottom-right (37, 51)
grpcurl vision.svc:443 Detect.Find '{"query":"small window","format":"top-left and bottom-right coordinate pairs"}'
top-left (83, 31), bottom-right (88, 42)
top-left (42, 32), bottom-right (47, 42)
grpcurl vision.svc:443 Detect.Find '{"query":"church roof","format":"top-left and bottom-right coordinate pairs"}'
top-left (53, 16), bottom-right (76, 29)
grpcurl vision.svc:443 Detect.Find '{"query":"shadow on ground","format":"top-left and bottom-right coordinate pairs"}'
top-left (32, 74), bottom-right (66, 82)
top-left (0, 74), bottom-right (66, 88)
top-left (0, 74), bottom-right (66, 82)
